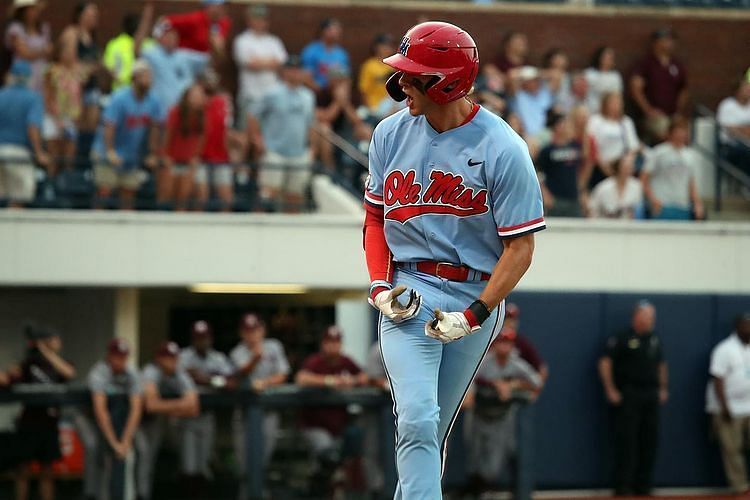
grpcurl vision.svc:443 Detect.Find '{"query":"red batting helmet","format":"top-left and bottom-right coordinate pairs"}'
top-left (383, 21), bottom-right (479, 105)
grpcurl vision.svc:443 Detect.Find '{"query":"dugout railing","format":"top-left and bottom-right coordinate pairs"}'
top-left (694, 104), bottom-right (750, 212)
top-left (0, 383), bottom-right (535, 499)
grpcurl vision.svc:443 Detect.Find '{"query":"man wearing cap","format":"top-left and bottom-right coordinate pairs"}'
top-left (0, 59), bottom-right (52, 207)
top-left (508, 65), bottom-right (555, 138)
top-left (296, 326), bottom-right (368, 455)
top-left (629, 28), bottom-right (689, 144)
top-left (467, 327), bottom-right (541, 494)
top-left (233, 4), bottom-right (288, 126)
top-left (246, 55), bottom-right (316, 211)
top-left (135, 341), bottom-right (199, 500)
top-left (178, 320), bottom-right (234, 485)
top-left (706, 313), bottom-right (750, 495)
top-left (599, 300), bottom-right (668, 496)
top-left (141, 20), bottom-right (209, 111)
top-left (229, 313), bottom-right (290, 489)
top-left (91, 59), bottom-right (163, 209)
top-left (83, 338), bottom-right (142, 500)
top-left (301, 18), bottom-right (350, 91)
top-left (163, 0), bottom-right (230, 56)
top-left (10, 325), bottom-right (75, 500)
top-left (503, 303), bottom-right (549, 385)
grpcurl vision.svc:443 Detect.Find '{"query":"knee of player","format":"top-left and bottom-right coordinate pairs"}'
top-left (397, 409), bottom-right (440, 444)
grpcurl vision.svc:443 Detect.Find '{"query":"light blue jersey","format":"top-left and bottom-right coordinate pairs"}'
top-left (365, 106), bottom-right (545, 275)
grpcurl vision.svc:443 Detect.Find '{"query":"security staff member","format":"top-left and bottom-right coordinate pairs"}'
top-left (178, 320), bottom-right (234, 487)
top-left (598, 300), bottom-right (668, 496)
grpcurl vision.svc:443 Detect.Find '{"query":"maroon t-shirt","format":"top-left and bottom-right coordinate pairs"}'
top-left (493, 54), bottom-right (523, 74)
top-left (299, 353), bottom-right (362, 436)
top-left (514, 335), bottom-right (545, 372)
top-left (631, 53), bottom-right (687, 115)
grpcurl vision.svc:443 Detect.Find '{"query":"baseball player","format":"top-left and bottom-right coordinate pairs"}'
top-left (363, 21), bottom-right (545, 498)
top-left (135, 341), bottom-right (200, 500)
top-left (81, 338), bottom-right (143, 500)
top-left (229, 313), bottom-right (290, 499)
top-left (178, 320), bottom-right (234, 484)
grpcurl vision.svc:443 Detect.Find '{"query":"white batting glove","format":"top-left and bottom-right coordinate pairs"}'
top-left (425, 309), bottom-right (478, 343)
top-left (368, 284), bottom-right (422, 323)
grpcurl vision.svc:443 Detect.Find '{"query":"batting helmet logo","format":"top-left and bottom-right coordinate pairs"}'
top-left (399, 36), bottom-right (411, 56)
top-left (383, 21), bottom-right (479, 105)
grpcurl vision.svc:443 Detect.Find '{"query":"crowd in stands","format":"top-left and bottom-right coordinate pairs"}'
top-left (0, 0), bottom-right (748, 216)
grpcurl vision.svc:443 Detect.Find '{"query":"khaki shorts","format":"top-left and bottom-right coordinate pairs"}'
top-left (0, 144), bottom-right (36, 202)
top-left (94, 162), bottom-right (146, 190)
top-left (259, 150), bottom-right (313, 196)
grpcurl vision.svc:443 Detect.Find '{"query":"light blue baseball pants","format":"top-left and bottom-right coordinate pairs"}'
top-left (379, 267), bottom-right (504, 499)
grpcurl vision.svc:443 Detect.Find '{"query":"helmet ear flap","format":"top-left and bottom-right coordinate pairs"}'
top-left (386, 72), bottom-right (406, 102)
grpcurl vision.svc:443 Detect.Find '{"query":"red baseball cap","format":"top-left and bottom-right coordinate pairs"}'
top-left (505, 303), bottom-right (520, 319)
top-left (322, 325), bottom-right (343, 342)
top-left (107, 338), bottom-right (130, 356)
top-left (157, 341), bottom-right (180, 358)
top-left (240, 313), bottom-right (264, 331)
top-left (191, 320), bottom-right (213, 338)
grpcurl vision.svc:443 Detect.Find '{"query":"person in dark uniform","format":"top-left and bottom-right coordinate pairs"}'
top-left (598, 300), bottom-right (668, 496)
top-left (12, 325), bottom-right (76, 500)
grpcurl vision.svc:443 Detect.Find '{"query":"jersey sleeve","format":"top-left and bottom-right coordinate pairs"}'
top-left (87, 364), bottom-right (107, 393)
top-left (709, 344), bottom-right (730, 379)
top-left (141, 365), bottom-right (160, 385)
top-left (178, 370), bottom-right (197, 393)
top-left (216, 353), bottom-right (235, 376)
top-left (270, 340), bottom-right (291, 376)
top-left (604, 335), bottom-right (622, 359)
top-left (363, 124), bottom-right (395, 296)
top-left (364, 125), bottom-right (385, 209)
top-left (490, 138), bottom-right (546, 239)
top-left (230, 345), bottom-right (248, 369)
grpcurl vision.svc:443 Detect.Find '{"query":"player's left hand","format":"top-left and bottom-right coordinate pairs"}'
top-left (425, 309), bottom-right (475, 343)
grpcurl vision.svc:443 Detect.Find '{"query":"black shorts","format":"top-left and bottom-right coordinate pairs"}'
top-left (17, 427), bottom-right (62, 465)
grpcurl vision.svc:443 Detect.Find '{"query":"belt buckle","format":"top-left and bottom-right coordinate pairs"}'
top-left (435, 262), bottom-right (455, 280)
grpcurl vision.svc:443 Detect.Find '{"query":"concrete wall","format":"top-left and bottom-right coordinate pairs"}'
top-left (0, 210), bottom-right (748, 293)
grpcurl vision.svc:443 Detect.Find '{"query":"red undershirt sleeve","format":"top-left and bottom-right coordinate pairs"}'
top-left (363, 203), bottom-right (393, 301)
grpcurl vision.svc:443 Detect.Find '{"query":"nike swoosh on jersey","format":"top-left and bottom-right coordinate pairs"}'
top-left (467, 159), bottom-right (483, 167)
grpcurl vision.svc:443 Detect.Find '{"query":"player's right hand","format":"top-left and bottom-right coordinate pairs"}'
top-left (368, 285), bottom-right (422, 323)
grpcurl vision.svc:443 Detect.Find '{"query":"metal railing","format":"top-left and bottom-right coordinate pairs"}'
top-left (694, 104), bottom-right (750, 212)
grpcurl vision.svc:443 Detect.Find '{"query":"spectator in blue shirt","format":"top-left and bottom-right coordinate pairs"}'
top-left (141, 19), bottom-right (209, 111)
top-left (509, 66), bottom-right (554, 138)
top-left (301, 18), bottom-right (350, 91)
top-left (0, 60), bottom-right (51, 207)
top-left (248, 55), bottom-right (316, 211)
top-left (92, 60), bottom-right (163, 209)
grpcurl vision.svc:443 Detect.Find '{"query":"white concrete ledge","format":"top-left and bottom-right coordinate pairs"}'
top-left (1, 210), bottom-right (748, 293)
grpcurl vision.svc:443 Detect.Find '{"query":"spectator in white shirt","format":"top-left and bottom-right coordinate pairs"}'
top-left (706, 314), bottom-right (750, 495)
top-left (584, 46), bottom-right (623, 113)
top-left (641, 118), bottom-right (704, 220)
top-left (232, 4), bottom-right (287, 127)
top-left (589, 153), bottom-right (643, 219)
top-left (716, 78), bottom-right (750, 175)
top-left (585, 92), bottom-right (640, 188)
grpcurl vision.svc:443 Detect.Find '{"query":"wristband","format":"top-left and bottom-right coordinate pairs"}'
top-left (464, 300), bottom-right (492, 330)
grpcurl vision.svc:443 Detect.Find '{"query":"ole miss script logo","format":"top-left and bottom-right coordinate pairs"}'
top-left (383, 169), bottom-right (489, 224)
